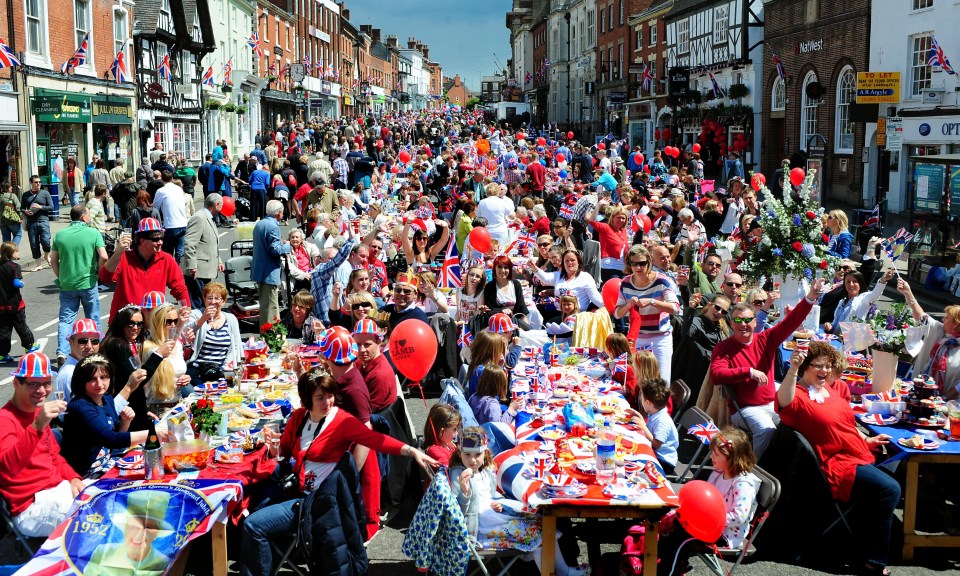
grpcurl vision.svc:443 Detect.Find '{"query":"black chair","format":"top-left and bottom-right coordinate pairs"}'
top-left (223, 255), bottom-right (259, 303)
top-left (670, 379), bottom-right (691, 424)
top-left (0, 496), bottom-right (40, 559)
top-left (670, 406), bottom-right (716, 484)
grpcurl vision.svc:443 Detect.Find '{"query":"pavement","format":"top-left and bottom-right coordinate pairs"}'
top-left (0, 200), bottom-right (958, 575)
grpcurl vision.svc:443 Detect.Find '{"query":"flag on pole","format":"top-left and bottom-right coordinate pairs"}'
top-left (201, 66), bottom-right (215, 88)
top-left (688, 422), bottom-right (721, 445)
top-left (302, 54), bottom-right (311, 67)
top-left (863, 204), bottom-right (880, 228)
top-left (247, 33), bottom-right (264, 59)
top-left (109, 46), bottom-right (128, 84)
top-left (0, 38), bottom-right (21, 68)
top-left (458, 324), bottom-right (474, 348)
top-left (773, 54), bottom-right (785, 81)
top-left (222, 59), bottom-right (233, 86)
top-left (326, 63), bottom-right (333, 78)
top-left (61, 32), bottom-right (89, 74)
top-left (884, 228), bottom-right (914, 262)
top-left (316, 58), bottom-right (323, 72)
top-left (613, 353), bottom-right (628, 376)
top-left (928, 35), bottom-right (956, 75)
top-left (440, 238), bottom-right (462, 288)
top-left (708, 71), bottom-right (725, 99)
top-left (157, 53), bottom-right (173, 80)
top-left (641, 62), bottom-right (653, 92)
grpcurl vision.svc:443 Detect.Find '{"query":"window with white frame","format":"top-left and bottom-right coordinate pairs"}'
top-left (586, 11), bottom-right (595, 47)
top-left (912, 0), bottom-right (933, 10)
top-left (600, 8), bottom-right (605, 34)
top-left (154, 121), bottom-right (167, 150)
top-left (800, 71), bottom-right (819, 151)
top-left (835, 66), bottom-right (855, 152)
top-left (771, 77), bottom-right (786, 112)
top-left (636, 28), bottom-right (642, 49)
top-left (619, 0), bottom-right (624, 26)
top-left (608, 4), bottom-right (613, 31)
top-left (911, 34), bottom-right (932, 96)
top-left (112, 8), bottom-right (127, 62)
top-left (286, 23), bottom-right (291, 50)
top-left (24, 0), bottom-right (46, 57)
top-left (172, 122), bottom-right (186, 159)
top-left (263, 13), bottom-right (269, 43)
top-left (276, 19), bottom-right (280, 44)
top-left (713, 6), bottom-right (728, 45)
top-left (74, 0), bottom-right (91, 59)
top-left (649, 23), bottom-right (657, 46)
top-left (677, 20), bottom-right (689, 53)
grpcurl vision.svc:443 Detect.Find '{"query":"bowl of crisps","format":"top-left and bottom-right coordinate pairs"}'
top-left (162, 439), bottom-right (211, 472)
top-left (540, 428), bottom-right (565, 441)
top-left (228, 414), bottom-right (254, 432)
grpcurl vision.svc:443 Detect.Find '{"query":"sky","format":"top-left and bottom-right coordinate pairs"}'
top-left (349, 0), bottom-right (513, 92)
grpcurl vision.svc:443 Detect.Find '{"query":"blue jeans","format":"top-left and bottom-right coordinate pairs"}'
top-left (27, 220), bottom-right (50, 260)
top-left (849, 464), bottom-right (901, 566)
top-left (58, 286), bottom-right (102, 357)
top-left (241, 497), bottom-right (301, 576)
top-left (1, 222), bottom-right (21, 246)
top-left (163, 227), bottom-right (186, 262)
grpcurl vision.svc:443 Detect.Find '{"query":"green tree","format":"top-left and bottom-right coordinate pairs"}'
top-left (465, 97), bottom-right (481, 110)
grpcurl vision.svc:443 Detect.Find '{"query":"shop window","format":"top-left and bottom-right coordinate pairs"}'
top-left (771, 77), bottom-right (786, 112)
top-left (911, 34), bottom-right (932, 96)
top-left (24, 0), bottom-right (46, 60)
top-left (154, 122), bottom-right (167, 152)
top-left (800, 71), bottom-right (818, 151)
top-left (835, 66), bottom-right (855, 153)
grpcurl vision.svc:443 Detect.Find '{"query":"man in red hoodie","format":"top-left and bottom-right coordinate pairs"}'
top-left (710, 278), bottom-right (824, 459)
top-left (0, 352), bottom-right (84, 537)
top-left (525, 151), bottom-right (546, 197)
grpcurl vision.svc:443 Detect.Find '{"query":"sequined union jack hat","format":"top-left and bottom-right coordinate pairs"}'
top-left (353, 319), bottom-right (381, 339)
top-left (318, 327), bottom-right (358, 365)
top-left (136, 217), bottom-right (164, 234)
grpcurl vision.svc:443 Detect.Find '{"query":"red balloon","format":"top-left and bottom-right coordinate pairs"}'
top-left (598, 142), bottom-right (606, 150)
top-left (556, 153), bottom-right (566, 163)
top-left (398, 150), bottom-right (411, 164)
top-left (790, 167), bottom-right (806, 187)
top-left (537, 137), bottom-right (547, 146)
top-left (567, 131), bottom-right (574, 140)
top-left (517, 132), bottom-right (526, 141)
top-left (677, 480), bottom-right (727, 542)
top-left (468, 119), bottom-right (474, 126)
top-left (668, 147), bottom-right (680, 159)
top-left (601, 278), bottom-right (622, 314)
top-left (389, 319), bottom-right (438, 382)
top-left (662, 128), bottom-right (673, 140)
top-left (692, 143), bottom-right (701, 153)
top-left (751, 173), bottom-right (767, 191)
top-left (220, 196), bottom-right (236, 218)
top-left (637, 213), bottom-right (652, 234)
top-left (469, 227), bottom-right (492, 253)
top-left (654, 129), bottom-right (661, 139)
top-left (633, 153), bottom-right (644, 165)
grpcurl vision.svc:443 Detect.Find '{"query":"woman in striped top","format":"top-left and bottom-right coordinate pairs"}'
top-left (615, 245), bottom-right (681, 384)
top-left (185, 282), bottom-right (243, 386)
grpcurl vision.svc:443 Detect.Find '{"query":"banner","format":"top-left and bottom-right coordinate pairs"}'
top-left (15, 478), bottom-right (242, 576)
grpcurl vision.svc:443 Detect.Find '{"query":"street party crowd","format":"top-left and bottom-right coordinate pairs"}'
top-left (1, 107), bottom-right (958, 576)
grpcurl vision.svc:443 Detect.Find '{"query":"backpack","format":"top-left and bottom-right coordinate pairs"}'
top-left (287, 172), bottom-right (297, 188)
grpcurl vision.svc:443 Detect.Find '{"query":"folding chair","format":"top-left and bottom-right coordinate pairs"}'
top-left (697, 465), bottom-right (781, 576)
top-left (790, 428), bottom-right (855, 537)
top-left (0, 496), bottom-right (39, 559)
top-left (670, 407), bottom-right (716, 484)
top-left (721, 385), bottom-right (752, 440)
top-left (268, 500), bottom-right (309, 576)
top-left (670, 379), bottom-right (691, 424)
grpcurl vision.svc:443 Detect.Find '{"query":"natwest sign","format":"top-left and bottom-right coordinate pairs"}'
top-left (796, 39), bottom-right (824, 54)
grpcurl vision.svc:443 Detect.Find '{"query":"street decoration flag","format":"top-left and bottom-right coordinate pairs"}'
top-left (928, 35), bottom-right (956, 75)
top-left (524, 71), bottom-right (531, 85)
top-left (109, 48), bottom-right (128, 84)
top-left (316, 58), bottom-right (323, 72)
top-left (640, 62), bottom-right (653, 92)
top-left (327, 63), bottom-right (333, 78)
top-left (302, 54), bottom-right (311, 67)
top-left (201, 66), bottom-right (215, 87)
top-left (222, 59), bottom-right (233, 86)
top-left (157, 53), bottom-right (173, 80)
top-left (440, 238), bottom-right (462, 288)
top-left (0, 38), bottom-right (21, 68)
top-left (773, 54), bottom-right (785, 81)
top-left (247, 32), bottom-right (264, 59)
top-left (61, 32), bottom-right (89, 73)
top-left (863, 204), bottom-right (880, 228)
top-left (709, 71), bottom-right (725, 99)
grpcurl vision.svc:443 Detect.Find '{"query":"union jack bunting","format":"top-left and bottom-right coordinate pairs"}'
top-left (316, 58), bottom-right (324, 71)
top-left (863, 204), bottom-right (880, 228)
top-left (773, 54), bottom-right (785, 81)
top-left (201, 66), bottom-right (216, 87)
top-left (458, 324), bottom-right (474, 348)
top-left (440, 238), bottom-right (462, 288)
top-left (247, 32), bottom-right (264, 59)
top-left (688, 422), bottom-right (721, 444)
top-left (709, 71), bottom-right (725, 99)
top-left (302, 54), bottom-right (311, 67)
top-left (0, 38), bottom-right (21, 68)
top-left (326, 63), bottom-right (333, 77)
top-left (268, 60), bottom-right (277, 74)
top-left (222, 59), bottom-right (233, 86)
top-left (613, 353), bottom-right (628, 376)
top-left (109, 48), bottom-right (128, 84)
top-left (928, 35), bottom-right (956, 75)
top-left (640, 63), bottom-right (653, 92)
top-left (157, 53), bottom-right (173, 80)
top-left (61, 32), bottom-right (89, 74)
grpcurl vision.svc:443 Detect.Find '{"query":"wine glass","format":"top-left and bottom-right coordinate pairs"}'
top-left (264, 422), bottom-right (281, 457)
top-left (53, 389), bottom-right (66, 415)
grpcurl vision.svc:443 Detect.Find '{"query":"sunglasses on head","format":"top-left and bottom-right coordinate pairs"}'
top-left (76, 337), bottom-right (101, 345)
top-left (731, 316), bottom-right (755, 325)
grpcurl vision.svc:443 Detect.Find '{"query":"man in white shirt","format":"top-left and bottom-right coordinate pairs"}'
top-left (477, 183), bottom-right (515, 245)
top-left (598, 150), bottom-right (612, 174)
top-left (153, 170), bottom-right (190, 262)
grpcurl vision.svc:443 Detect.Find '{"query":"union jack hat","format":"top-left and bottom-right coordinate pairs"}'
top-left (141, 291), bottom-right (166, 309)
top-left (69, 318), bottom-right (101, 338)
top-left (13, 351), bottom-right (53, 379)
top-left (488, 313), bottom-right (517, 334)
top-left (353, 319), bottom-right (381, 339)
top-left (136, 218), bottom-right (164, 234)
top-left (318, 328), bottom-right (358, 365)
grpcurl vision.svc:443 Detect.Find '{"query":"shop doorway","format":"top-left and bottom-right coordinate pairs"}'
top-left (0, 133), bottom-right (22, 190)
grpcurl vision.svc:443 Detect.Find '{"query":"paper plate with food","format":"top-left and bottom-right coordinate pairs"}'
top-left (227, 415), bottom-right (254, 432)
top-left (595, 396), bottom-right (627, 414)
top-left (898, 435), bottom-right (940, 450)
top-left (539, 428), bottom-right (566, 442)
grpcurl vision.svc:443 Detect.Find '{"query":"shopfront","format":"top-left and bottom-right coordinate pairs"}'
top-left (884, 115), bottom-right (960, 214)
top-left (31, 90), bottom-right (91, 191)
top-left (92, 95), bottom-right (135, 174)
top-left (261, 89), bottom-right (299, 132)
top-left (0, 88), bottom-right (27, 190)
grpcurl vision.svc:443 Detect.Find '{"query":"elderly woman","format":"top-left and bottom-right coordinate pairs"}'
top-left (778, 343), bottom-right (899, 576)
top-left (586, 202), bottom-right (629, 283)
top-left (284, 229), bottom-right (320, 293)
top-left (185, 282), bottom-right (243, 386)
top-left (530, 204), bottom-right (551, 236)
top-left (674, 294), bottom-right (731, 399)
top-left (530, 248), bottom-right (604, 323)
top-left (825, 209), bottom-right (854, 258)
top-left (822, 268), bottom-right (894, 334)
top-left (241, 370), bottom-right (437, 576)
top-left (477, 182), bottom-right (516, 246)
top-left (280, 290), bottom-right (322, 343)
top-left (898, 279), bottom-right (960, 399)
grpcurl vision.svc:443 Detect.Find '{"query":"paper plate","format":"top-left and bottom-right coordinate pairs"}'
top-left (898, 437), bottom-right (941, 450)
top-left (858, 414), bottom-right (900, 426)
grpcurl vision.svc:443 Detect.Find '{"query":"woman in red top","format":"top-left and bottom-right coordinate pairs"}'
top-left (242, 371), bottom-right (437, 576)
top-left (777, 343), bottom-right (899, 576)
top-left (586, 202), bottom-right (629, 283)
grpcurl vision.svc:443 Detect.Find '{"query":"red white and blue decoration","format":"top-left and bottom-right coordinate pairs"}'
top-left (929, 34), bottom-right (956, 75)
top-left (136, 217), bottom-right (164, 234)
top-left (109, 48), bottom-right (128, 84)
top-left (12, 351), bottom-right (52, 378)
top-left (688, 422), bottom-right (721, 445)
top-left (247, 32), bottom-right (264, 59)
top-left (141, 291), bottom-right (166, 309)
top-left (440, 237), bottom-right (462, 288)
top-left (318, 328), bottom-right (358, 365)
top-left (201, 66), bottom-right (215, 88)
top-left (61, 32), bottom-right (89, 74)
top-left (157, 53), bottom-right (173, 80)
top-left (0, 37), bottom-right (22, 68)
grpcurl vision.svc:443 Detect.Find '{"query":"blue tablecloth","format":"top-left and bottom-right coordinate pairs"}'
top-left (859, 420), bottom-right (960, 465)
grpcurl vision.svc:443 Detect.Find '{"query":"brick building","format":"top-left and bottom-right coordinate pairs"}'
top-left (297, 0), bottom-right (342, 118)
top-left (626, 0), bottom-right (670, 156)
top-left (595, 0), bottom-right (646, 139)
top-left (762, 0), bottom-right (870, 205)
top-left (444, 75), bottom-right (471, 106)
top-left (529, 15), bottom-right (549, 125)
top-left (257, 0), bottom-right (299, 130)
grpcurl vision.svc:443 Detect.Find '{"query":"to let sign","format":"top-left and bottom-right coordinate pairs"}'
top-left (856, 72), bottom-right (900, 103)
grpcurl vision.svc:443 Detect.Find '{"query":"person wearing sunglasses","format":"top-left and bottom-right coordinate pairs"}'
top-left (142, 303), bottom-right (192, 410)
top-left (382, 271), bottom-right (429, 334)
top-left (679, 252), bottom-right (723, 301)
top-left (710, 277), bottom-right (825, 460)
top-left (744, 288), bottom-right (779, 333)
top-left (674, 295), bottom-right (731, 401)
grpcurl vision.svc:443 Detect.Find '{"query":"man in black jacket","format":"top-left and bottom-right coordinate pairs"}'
top-left (110, 172), bottom-right (139, 224)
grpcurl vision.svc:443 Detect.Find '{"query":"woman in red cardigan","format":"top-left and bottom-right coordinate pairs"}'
top-left (241, 370), bottom-right (437, 576)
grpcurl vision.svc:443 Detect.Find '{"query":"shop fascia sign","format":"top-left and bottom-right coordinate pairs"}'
top-left (796, 39), bottom-right (824, 54)
top-left (32, 94), bottom-right (91, 122)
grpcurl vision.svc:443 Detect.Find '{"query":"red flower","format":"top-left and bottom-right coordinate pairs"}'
top-left (261, 323), bottom-right (273, 332)
top-left (806, 211), bottom-right (817, 220)
top-left (819, 260), bottom-right (828, 270)
top-left (792, 241), bottom-right (803, 251)
top-left (822, 233), bottom-right (830, 243)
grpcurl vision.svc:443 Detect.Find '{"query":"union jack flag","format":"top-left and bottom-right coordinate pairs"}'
top-left (222, 59), bottom-right (233, 86)
top-left (773, 54), bottom-right (785, 81)
top-left (640, 63), bottom-right (653, 92)
top-left (515, 231), bottom-right (538, 252)
top-left (157, 53), bottom-right (173, 80)
top-left (114, 452), bottom-right (143, 472)
top-left (709, 71), bottom-right (725, 99)
top-left (688, 422), bottom-right (721, 444)
top-left (201, 66), bottom-right (215, 88)
top-left (268, 60), bottom-right (277, 75)
top-left (247, 32), bottom-right (264, 59)
top-left (440, 238), bottom-right (462, 288)
top-left (928, 35), bottom-right (956, 75)
top-left (863, 204), bottom-right (880, 228)
top-left (543, 57), bottom-right (550, 69)
top-left (302, 54), bottom-right (311, 67)
top-left (109, 49), bottom-right (128, 84)
top-left (316, 58), bottom-right (324, 71)
top-left (61, 32), bottom-right (89, 74)
top-left (524, 71), bottom-right (531, 85)
top-left (326, 63), bottom-right (333, 78)
top-left (0, 38), bottom-right (21, 68)
top-left (613, 353), bottom-right (628, 376)
top-left (559, 204), bottom-right (575, 219)
top-left (458, 324), bottom-right (474, 348)
top-left (884, 227), bottom-right (914, 261)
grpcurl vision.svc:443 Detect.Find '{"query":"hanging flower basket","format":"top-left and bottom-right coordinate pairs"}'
top-left (236, 106), bottom-right (247, 115)
top-left (222, 85), bottom-right (233, 93)
top-left (206, 101), bottom-right (222, 110)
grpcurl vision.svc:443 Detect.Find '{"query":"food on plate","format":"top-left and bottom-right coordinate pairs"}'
top-left (220, 393), bottom-right (243, 405)
top-left (236, 406), bottom-right (260, 419)
top-left (902, 435), bottom-right (925, 448)
top-left (595, 398), bottom-right (621, 413)
top-left (228, 415), bottom-right (253, 429)
top-left (263, 390), bottom-right (285, 400)
top-left (540, 429), bottom-right (565, 441)
top-left (563, 354), bottom-right (582, 366)
top-left (792, 330), bottom-right (814, 340)
top-left (553, 389), bottom-right (571, 399)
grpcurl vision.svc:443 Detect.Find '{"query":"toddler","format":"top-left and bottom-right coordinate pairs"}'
top-left (0, 242), bottom-right (34, 362)
top-left (423, 403), bottom-right (462, 466)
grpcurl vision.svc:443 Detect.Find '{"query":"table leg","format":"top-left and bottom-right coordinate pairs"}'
top-left (903, 460), bottom-right (920, 562)
top-left (542, 513), bottom-right (557, 576)
top-left (168, 541), bottom-right (192, 576)
top-left (643, 519), bottom-right (659, 576)
top-left (213, 522), bottom-right (228, 576)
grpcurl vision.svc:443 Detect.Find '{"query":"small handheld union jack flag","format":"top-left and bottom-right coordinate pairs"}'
top-left (928, 35), bottom-right (956, 75)
top-left (559, 204), bottom-right (575, 219)
top-left (863, 204), bottom-right (880, 228)
top-left (613, 353), bottom-right (628, 376)
top-left (440, 238), bottom-right (462, 288)
top-left (458, 324), bottom-right (474, 348)
top-left (247, 32), bottom-right (264, 59)
top-left (0, 38), bottom-right (21, 69)
top-left (61, 32), bottom-right (89, 74)
top-left (688, 422), bottom-right (721, 445)
top-left (516, 231), bottom-right (537, 251)
top-left (157, 53), bottom-right (173, 81)
top-left (884, 227), bottom-right (913, 262)
top-left (201, 66), bottom-right (215, 88)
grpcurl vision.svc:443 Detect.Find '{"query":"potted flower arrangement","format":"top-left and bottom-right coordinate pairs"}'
top-left (190, 398), bottom-right (222, 443)
top-left (261, 318), bottom-right (287, 354)
top-left (852, 302), bottom-right (921, 392)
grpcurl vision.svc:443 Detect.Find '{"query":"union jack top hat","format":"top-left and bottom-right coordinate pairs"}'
top-left (353, 319), bottom-right (381, 339)
top-left (69, 318), bottom-right (101, 339)
top-left (488, 313), bottom-right (518, 334)
top-left (141, 291), bottom-right (166, 309)
top-left (318, 328), bottom-right (358, 365)
top-left (136, 218), bottom-right (164, 234)
top-left (13, 351), bottom-right (53, 379)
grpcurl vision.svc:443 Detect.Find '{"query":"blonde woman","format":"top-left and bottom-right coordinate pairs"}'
top-left (825, 209), bottom-right (853, 258)
top-left (416, 270), bottom-right (449, 315)
top-left (142, 303), bottom-right (190, 410)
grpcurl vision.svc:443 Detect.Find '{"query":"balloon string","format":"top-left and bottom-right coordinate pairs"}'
top-left (405, 376), bottom-right (452, 485)
top-left (668, 537), bottom-right (697, 576)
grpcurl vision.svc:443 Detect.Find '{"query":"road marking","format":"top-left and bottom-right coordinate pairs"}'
top-left (35, 319), bottom-right (57, 331)
top-left (218, 232), bottom-right (228, 238)
top-left (1, 338), bottom-right (48, 384)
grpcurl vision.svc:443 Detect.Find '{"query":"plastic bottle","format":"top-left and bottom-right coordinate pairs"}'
top-left (595, 417), bottom-right (616, 485)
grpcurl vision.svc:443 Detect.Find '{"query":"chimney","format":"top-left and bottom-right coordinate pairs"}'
top-left (386, 35), bottom-right (398, 48)
top-left (408, 37), bottom-right (417, 50)
top-left (360, 24), bottom-right (372, 36)
top-left (371, 28), bottom-right (381, 44)
top-left (342, 8), bottom-right (349, 20)
top-left (421, 44), bottom-right (429, 60)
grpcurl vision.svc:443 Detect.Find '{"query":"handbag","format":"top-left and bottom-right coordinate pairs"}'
top-left (2, 202), bottom-right (21, 225)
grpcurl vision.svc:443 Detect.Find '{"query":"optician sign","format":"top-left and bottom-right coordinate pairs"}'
top-left (895, 117), bottom-right (960, 143)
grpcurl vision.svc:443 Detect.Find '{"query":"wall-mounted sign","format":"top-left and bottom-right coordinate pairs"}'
top-left (273, 45), bottom-right (284, 57)
top-left (92, 96), bottom-right (133, 124)
top-left (144, 83), bottom-right (167, 100)
top-left (886, 116), bottom-right (903, 152)
top-left (796, 39), bottom-right (824, 54)
top-left (856, 72), bottom-right (900, 103)
top-left (32, 94), bottom-right (91, 123)
top-left (668, 67), bottom-right (690, 101)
